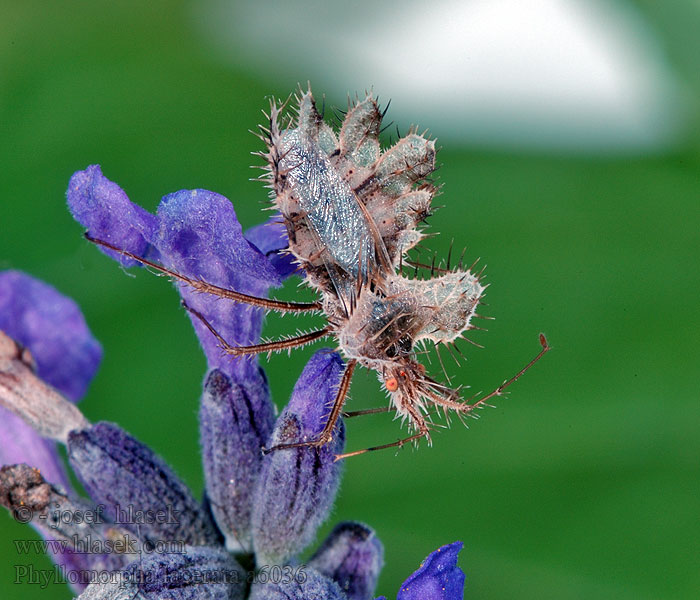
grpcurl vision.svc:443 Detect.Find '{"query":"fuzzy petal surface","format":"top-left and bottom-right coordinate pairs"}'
top-left (310, 522), bottom-right (383, 600)
top-left (67, 165), bottom-right (158, 267)
top-left (0, 270), bottom-right (102, 401)
top-left (68, 422), bottom-right (220, 547)
top-left (252, 350), bottom-right (345, 565)
top-left (396, 542), bottom-right (465, 600)
top-left (249, 567), bottom-right (346, 600)
top-left (199, 368), bottom-right (274, 552)
top-left (67, 166), bottom-right (282, 388)
top-left (79, 546), bottom-right (245, 600)
top-left (0, 270), bottom-right (101, 489)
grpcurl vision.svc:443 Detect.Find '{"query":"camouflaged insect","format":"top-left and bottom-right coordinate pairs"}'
top-left (253, 88), bottom-right (548, 458)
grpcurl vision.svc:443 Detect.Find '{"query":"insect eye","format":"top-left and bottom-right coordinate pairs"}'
top-left (385, 377), bottom-right (399, 392)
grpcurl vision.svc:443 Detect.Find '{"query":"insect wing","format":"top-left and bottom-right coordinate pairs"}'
top-left (278, 129), bottom-right (386, 302)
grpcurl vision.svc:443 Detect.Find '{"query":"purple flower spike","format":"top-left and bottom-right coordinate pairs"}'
top-left (67, 165), bottom-right (158, 267)
top-left (67, 422), bottom-right (220, 547)
top-left (251, 350), bottom-right (345, 566)
top-left (309, 522), bottom-right (384, 600)
top-left (396, 542), bottom-right (465, 600)
top-left (0, 270), bottom-right (101, 489)
top-left (199, 368), bottom-right (275, 552)
top-left (249, 567), bottom-right (345, 600)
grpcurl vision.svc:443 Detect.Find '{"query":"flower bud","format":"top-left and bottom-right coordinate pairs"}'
top-left (309, 522), bottom-right (383, 600)
top-left (251, 351), bottom-right (345, 565)
top-left (199, 368), bottom-right (274, 552)
top-left (249, 566), bottom-right (345, 600)
top-left (78, 546), bottom-right (245, 600)
top-left (68, 422), bottom-right (220, 547)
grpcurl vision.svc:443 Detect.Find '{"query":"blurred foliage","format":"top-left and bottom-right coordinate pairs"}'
top-left (0, 2), bottom-right (698, 599)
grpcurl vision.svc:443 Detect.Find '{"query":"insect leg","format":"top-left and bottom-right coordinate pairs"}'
top-left (182, 301), bottom-right (331, 356)
top-left (85, 233), bottom-right (321, 314)
top-left (263, 359), bottom-right (357, 453)
top-left (334, 403), bottom-right (430, 461)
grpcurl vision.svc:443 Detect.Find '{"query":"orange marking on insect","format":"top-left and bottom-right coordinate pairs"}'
top-left (385, 377), bottom-right (399, 392)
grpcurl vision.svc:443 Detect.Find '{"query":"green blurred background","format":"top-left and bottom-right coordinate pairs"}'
top-left (1, 1), bottom-right (698, 598)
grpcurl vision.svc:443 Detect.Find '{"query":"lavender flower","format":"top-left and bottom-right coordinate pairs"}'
top-left (0, 165), bottom-right (466, 599)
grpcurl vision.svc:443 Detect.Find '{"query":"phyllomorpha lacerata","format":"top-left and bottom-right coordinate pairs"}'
top-left (88, 87), bottom-right (549, 460)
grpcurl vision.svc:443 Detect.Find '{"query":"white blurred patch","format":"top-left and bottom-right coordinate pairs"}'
top-left (195, 0), bottom-right (684, 153)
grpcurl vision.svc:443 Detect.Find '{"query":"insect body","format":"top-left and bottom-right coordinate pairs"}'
top-left (255, 89), bottom-right (548, 458)
top-left (87, 88), bottom-right (549, 459)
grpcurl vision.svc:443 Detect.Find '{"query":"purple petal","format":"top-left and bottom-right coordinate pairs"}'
top-left (310, 522), bottom-right (383, 600)
top-left (245, 217), bottom-right (298, 279)
top-left (249, 567), bottom-right (346, 600)
top-left (0, 412), bottom-right (71, 490)
top-left (199, 368), bottom-right (275, 552)
top-left (251, 350), bottom-right (345, 565)
top-left (66, 167), bottom-right (283, 421)
top-left (67, 422), bottom-right (220, 547)
top-left (153, 188), bottom-right (280, 382)
top-left (0, 270), bottom-right (102, 402)
top-left (67, 165), bottom-right (158, 267)
top-left (0, 270), bottom-right (101, 489)
top-left (397, 542), bottom-right (465, 600)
